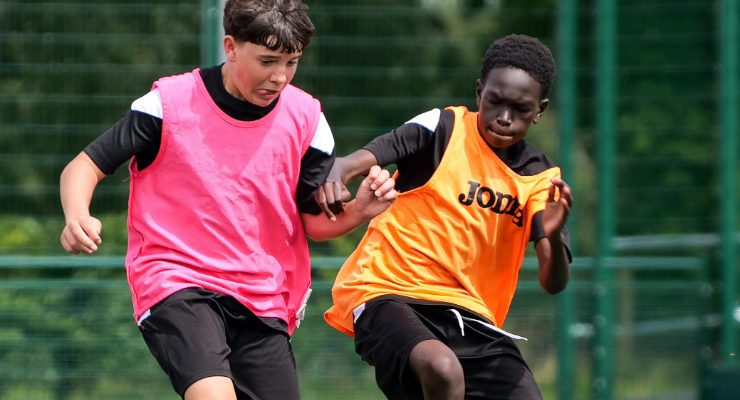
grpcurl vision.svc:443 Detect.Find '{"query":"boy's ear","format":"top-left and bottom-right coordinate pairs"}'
top-left (223, 35), bottom-right (237, 61)
top-left (475, 79), bottom-right (483, 106)
top-left (533, 98), bottom-right (549, 124)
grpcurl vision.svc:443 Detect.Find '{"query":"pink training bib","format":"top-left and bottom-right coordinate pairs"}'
top-left (125, 69), bottom-right (320, 334)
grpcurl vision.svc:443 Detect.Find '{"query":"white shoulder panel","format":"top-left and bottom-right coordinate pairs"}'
top-left (130, 89), bottom-right (163, 119)
top-left (404, 108), bottom-right (441, 132)
top-left (309, 112), bottom-right (335, 155)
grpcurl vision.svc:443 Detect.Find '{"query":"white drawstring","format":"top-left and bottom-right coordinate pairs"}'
top-left (448, 309), bottom-right (466, 336)
top-left (448, 309), bottom-right (528, 341)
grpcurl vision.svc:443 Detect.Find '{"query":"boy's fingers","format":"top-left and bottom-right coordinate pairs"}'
top-left (382, 188), bottom-right (398, 202)
top-left (61, 217), bottom-right (102, 254)
top-left (82, 218), bottom-right (103, 245)
top-left (87, 225), bottom-right (102, 245)
top-left (340, 186), bottom-right (351, 203)
top-left (375, 178), bottom-right (396, 197)
top-left (360, 169), bottom-right (375, 190)
top-left (548, 182), bottom-right (557, 202)
top-left (368, 167), bottom-right (390, 191)
top-left (315, 187), bottom-right (336, 221)
top-left (328, 182), bottom-right (348, 215)
top-left (551, 178), bottom-right (573, 207)
top-left (323, 184), bottom-right (336, 208)
top-left (72, 225), bottom-right (94, 244)
top-left (366, 165), bottom-right (381, 183)
top-left (68, 227), bottom-right (96, 254)
top-left (60, 231), bottom-right (79, 254)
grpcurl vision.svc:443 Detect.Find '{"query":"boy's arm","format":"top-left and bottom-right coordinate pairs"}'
top-left (303, 165), bottom-right (397, 241)
top-left (60, 151), bottom-right (106, 254)
top-left (534, 178), bottom-right (573, 294)
top-left (315, 149), bottom-right (379, 221)
top-left (316, 111), bottom-right (444, 220)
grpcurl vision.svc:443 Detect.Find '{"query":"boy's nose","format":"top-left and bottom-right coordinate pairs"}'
top-left (271, 68), bottom-right (288, 85)
top-left (497, 109), bottom-right (512, 126)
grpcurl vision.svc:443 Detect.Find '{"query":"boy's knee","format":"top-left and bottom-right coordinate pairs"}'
top-left (409, 340), bottom-right (464, 398)
top-left (422, 354), bottom-right (464, 387)
top-left (184, 376), bottom-right (237, 400)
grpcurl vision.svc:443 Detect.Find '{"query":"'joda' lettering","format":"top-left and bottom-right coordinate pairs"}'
top-left (457, 180), bottom-right (523, 226)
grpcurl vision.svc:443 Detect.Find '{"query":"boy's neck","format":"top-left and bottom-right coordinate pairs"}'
top-left (220, 62), bottom-right (244, 101)
top-left (199, 65), bottom-right (277, 121)
top-left (492, 141), bottom-right (525, 163)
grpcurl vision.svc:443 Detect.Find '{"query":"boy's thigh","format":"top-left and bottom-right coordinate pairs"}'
top-left (353, 297), bottom-right (438, 400)
top-left (227, 320), bottom-right (299, 400)
top-left (138, 288), bottom-right (234, 397)
top-left (458, 350), bottom-right (542, 400)
top-left (354, 296), bottom-right (542, 400)
top-left (448, 321), bottom-right (543, 400)
top-left (138, 288), bottom-right (299, 400)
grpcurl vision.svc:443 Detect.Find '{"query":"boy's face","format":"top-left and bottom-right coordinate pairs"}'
top-left (475, 67), bottom-right (548, 149)
top-left (223, 36), bottom-right (302, 107)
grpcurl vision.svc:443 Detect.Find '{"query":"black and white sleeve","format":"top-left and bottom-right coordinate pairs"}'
top-left (296, 112), bottom-right (336, 215)
top-left (363, 108), bottom-right (455, 192)
top-left (83, 90), bottom-right (163, 175)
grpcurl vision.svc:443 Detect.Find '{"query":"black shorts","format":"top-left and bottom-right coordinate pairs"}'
top-left (353, 295), bottom-right (543, 400)
top-left (138, 288), bottom-right (299, 400)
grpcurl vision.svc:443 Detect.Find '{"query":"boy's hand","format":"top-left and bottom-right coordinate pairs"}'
top-left (60, 216), bottom-right (102, 254)
top-left (354, 165), bottom-right (397, 220)
top-left (541, 178), bottom-right (572, 238)
top-left (315, 181), bottom-right (351, 222)
top-left (315, 156), bottom-right (351, 221)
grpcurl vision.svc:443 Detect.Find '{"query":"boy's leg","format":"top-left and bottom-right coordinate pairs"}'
top-left (224, 300), bottom-right (300, 400)
top-left (139, 288), bottom-right (298, 400)
top-left (408, 340), bottom-right (465, 400)
top-left (459, 351), bottom-right (542, 400)
top-left (357, 297), bottom-right (543, 400)
top-left (354, 297), bottom-right (465, 400)
top-left (184, 377), bottom-right (237, 400)
top-left (444, 314), bottom-right (543, 400)
top-left (138, 288), bottom-right (238, 399)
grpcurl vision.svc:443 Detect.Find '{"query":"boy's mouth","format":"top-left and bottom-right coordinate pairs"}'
top-left (256, 88), bottom-right (280, 102)
top-left (490, 128), bottom-right (513, 138)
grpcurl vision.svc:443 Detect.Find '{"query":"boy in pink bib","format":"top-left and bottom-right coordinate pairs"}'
top-left (59, 1), bottom-right (396, 399)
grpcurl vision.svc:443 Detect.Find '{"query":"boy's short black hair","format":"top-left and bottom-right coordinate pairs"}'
top-left (481, 34), bottom-right (556, 99)
top-left (223, 0), bottom-right (316, 53)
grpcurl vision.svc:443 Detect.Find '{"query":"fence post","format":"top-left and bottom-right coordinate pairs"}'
top-left (719, 0), bottom-right (739, 367)
top-left (555, 0), bottom-right (578, 399)
top-left (594, 0), bottom-right (617, 399)
top-left (201, 0), bottom-right (225, 67)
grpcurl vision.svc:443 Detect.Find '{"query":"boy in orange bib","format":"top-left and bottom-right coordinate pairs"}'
top-left (317, 34), bottom-right (572, 400)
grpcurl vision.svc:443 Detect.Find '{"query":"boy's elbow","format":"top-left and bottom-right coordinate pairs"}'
top-left (62, 151), bottom-right (106, 182)
top-left (301, 213), bottom-right (336, 242)
top-left (302, 222), bottom-right (323, 242)
top-left (540, 273), bottom-right (570, 294)
top-left (541, 281), bottom-right (567, 295)
top-left (305, 231), bottom-right (330, 242)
